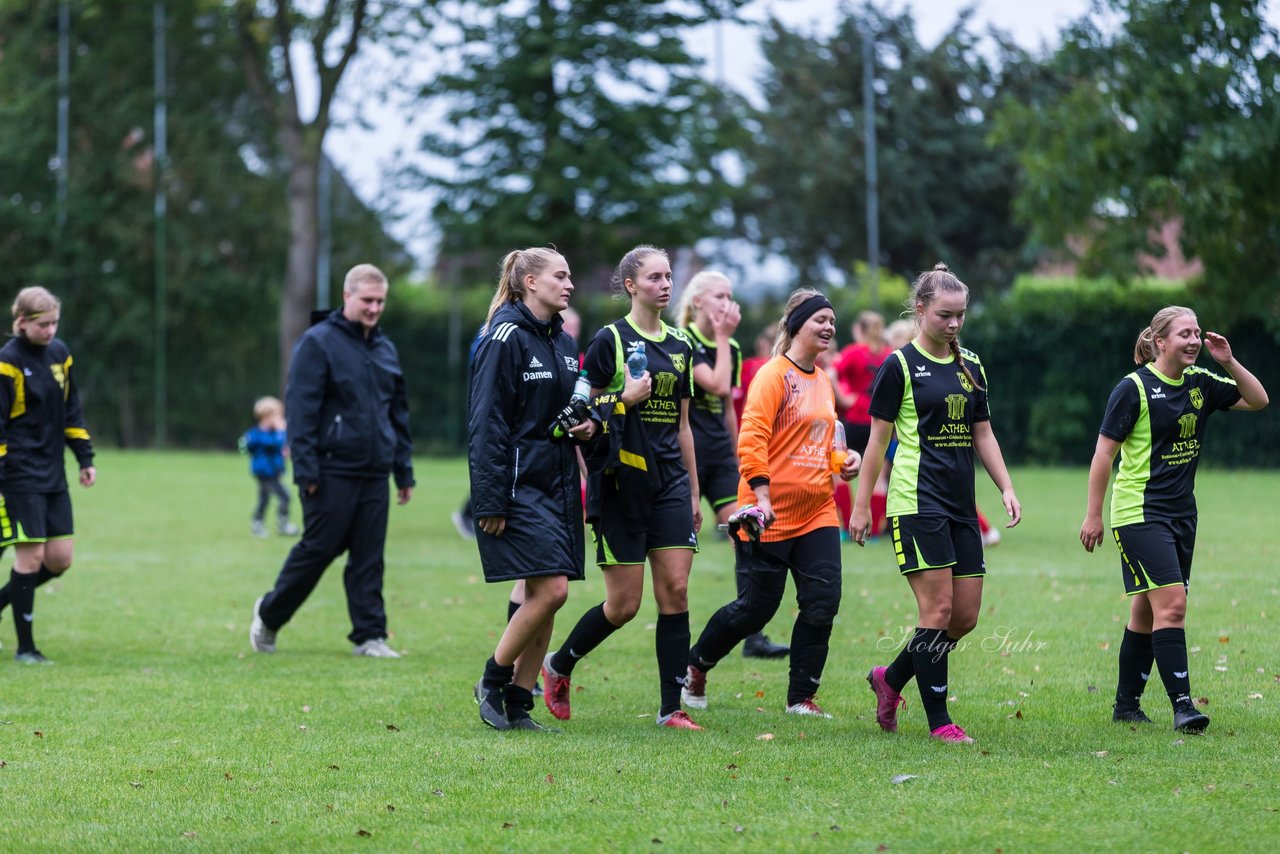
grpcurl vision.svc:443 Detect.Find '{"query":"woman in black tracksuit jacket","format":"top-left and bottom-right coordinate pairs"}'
top-left (470, 248), bottom-right (595, 732)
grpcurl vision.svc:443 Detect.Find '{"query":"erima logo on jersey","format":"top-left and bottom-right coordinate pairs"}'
top-left (914, 364), bottom-right (931, 378)
top-left (1149, 385), bottom-right (1167, 399)
top-left (528, 356), bottom-right (543, 368)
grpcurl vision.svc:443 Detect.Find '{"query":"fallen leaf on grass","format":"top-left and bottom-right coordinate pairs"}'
top-left (33, 731), bottom-right (42, 738)
top-left (1204, 784), bottom-right (1217, 792)
top-left (545, 774), bottom-right (554, 784)
top-left (755, 707), bottom-right (765, 713)
top-left (1086, 685), bottom-right (1098, 693)
top-left (830, 824), bottom-right (841, 831)
top-left (299, 725), bottom-right (307, 731)
top-left (386, 724), bottom-right (400, 732)
top-left (328, 765), bottom-right (340, 770)
top-left (1214, 666), bottom-right (1228, 672)
top-left (890, 774), bottom-right (918, 784)
top-left (224, 773), bottom-right (233, 780)
top-left (0, 761), bottom-right (6, 768)
top-left (755, 733), bottom-right (774, 741)
top-left (1195, 697), bottom-right (1210, 706)
top-left (502, 822), bottom-right (515, 829)
top-left (356, 829), bottom-right (372, 837)
top-left (1092, 751), bottom-right (1109, 758)
top-left (1248, 693), bottom-right (1264, 700)
top-left (1172, 739), bottom-right (1185, 746)
top-left (431, 789), bottom-right (444, 797)
top-left (755, 690), bottom-right (765, 698)
top-left (726, 764), bottom-right (738, 770)
top-left (734, 825), bottom-right (744, 833)
top-left (129, 782), bottom-right (143, 788)
top-left (302, 705), bottom-right (311, 713)
top-left (1219, 636), bottom-right (1230, 643)
top-left (386, 805), bottom-right (395, 812)
top-left (1100, 642), bottom-right (1110, 651)
top-left (651, 838), bottom-right (663, 844)
top-left (181, 832), bottom-right (197, 839)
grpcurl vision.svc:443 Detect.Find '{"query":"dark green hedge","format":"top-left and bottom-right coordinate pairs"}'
top-left (961, 279), bottom-right (1279, 467)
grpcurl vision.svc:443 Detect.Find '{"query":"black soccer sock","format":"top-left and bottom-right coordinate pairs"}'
top-left (1115, 627), bottom-right (1155, 709)
top-left (883, 631), bottom-right (917, 693)
top-left (481, 656), bottom-right (515, 694)
top-left (1151, 627), bottom-right (1192, 706)
top-left (787, 618), bottom-right (834, 706)
top-left (507, 599), bottom-right (520, 624)
top-left (656, 611), bottom-right (691, 716)
top-left (550, 602), bottom-right (621, 676)
top-left (909, 627), bottom-right (952, 730)
top-left (688, 604), bottom-right (739, 671)
top-left (0, 564), bottom-right (56, 615)
top-left (504, 684), bottom-right (535, 722)
top-left (9, 569), bottom-right (38, 652)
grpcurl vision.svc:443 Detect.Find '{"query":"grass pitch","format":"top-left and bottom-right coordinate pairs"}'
top-left (1, 453), bottom-right (1277, 851)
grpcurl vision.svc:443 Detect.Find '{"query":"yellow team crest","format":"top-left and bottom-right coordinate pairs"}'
top-left (1189, 388), bottom-right (1204, 410)
top-left (670, 353), bottom-right (686, 374)
top-left (49, 363), bottom-right (67, 391)
top-left (956, 371), bottom-right (973, 393)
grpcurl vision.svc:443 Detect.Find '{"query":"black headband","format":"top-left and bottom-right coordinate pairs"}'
top-left (785, 295), bottom-right (834, 337)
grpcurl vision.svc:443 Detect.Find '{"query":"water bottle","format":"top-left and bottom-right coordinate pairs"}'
top-left (626, 341), bottom-right (648, 379)
top-left (550, 370), bottom-right (592, 437)
top-left (830, 420), bottom-right (848, 474)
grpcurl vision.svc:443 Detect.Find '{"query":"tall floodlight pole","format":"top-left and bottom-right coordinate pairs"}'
top-left (154, 1), bottom-right (168, 447)
top-left (56, 1), bottom-right (70, 232)
top-left (862, 15), bottom-right (879, 307)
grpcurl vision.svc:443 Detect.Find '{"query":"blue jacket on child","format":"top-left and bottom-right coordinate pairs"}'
top-left (243, 426), bottom-right (287, 479)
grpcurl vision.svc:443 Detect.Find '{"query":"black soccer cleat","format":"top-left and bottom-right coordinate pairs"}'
top-left (1172, 702), bottom-right (1210, 734)
top-left (507, 716), bottom-right (561, 733)
top-left (742, 633), bottom-right (789, 659)
top-left (1112, 704), bottom-right (1153, 724)
top-left (474, 680), bottom-right (509, 731)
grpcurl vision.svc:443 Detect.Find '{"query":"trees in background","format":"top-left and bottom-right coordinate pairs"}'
top-left (994, 0), bottom-right (1280, 326)
top-left (414, 0), bottom-right (747, 286)
top-left (733, 7), bottom-right (1031, 290)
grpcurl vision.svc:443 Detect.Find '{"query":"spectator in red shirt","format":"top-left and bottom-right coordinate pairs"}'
top-left (832, 311), bottom-right (889, 531)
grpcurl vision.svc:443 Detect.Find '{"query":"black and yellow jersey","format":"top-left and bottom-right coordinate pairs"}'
top-left (0, 335), bottom-right (94, 493)
top-left (684, 323), bottom-right (740, 465)
top-left (1100, 363), bottom-right (1240, 526)
top-left (868, 341), bottom-right (989, 521)
top-left (584, 317), bottom-right (694, 484)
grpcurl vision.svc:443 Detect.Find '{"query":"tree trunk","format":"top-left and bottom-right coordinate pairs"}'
top-left (279, 139), bottom-right (319, 394)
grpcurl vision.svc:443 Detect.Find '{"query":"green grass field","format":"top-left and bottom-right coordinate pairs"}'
top-left (1, 452), bottom-right (1277, 851)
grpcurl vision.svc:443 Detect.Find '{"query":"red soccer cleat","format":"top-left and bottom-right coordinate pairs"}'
top-left (541, 653), bottom-right (572, 721)
top-left (657, 710), bottom-right (704, 730)
top-left (867, 666), bottom-right (905, 732)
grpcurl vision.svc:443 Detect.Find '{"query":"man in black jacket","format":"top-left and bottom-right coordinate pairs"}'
top-left (250, 264), bottom-right (415, 658)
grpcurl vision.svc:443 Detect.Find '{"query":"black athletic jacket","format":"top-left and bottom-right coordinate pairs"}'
top-left (286, 310), bottom-right (414, 489)
top-left (0, 335), bottom-right (94, 493)
top-left (468, 301), bottom-right (586, 581)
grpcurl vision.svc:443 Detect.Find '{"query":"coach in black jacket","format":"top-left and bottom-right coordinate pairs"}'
top-left (250, 264), bottom-right (414, 659)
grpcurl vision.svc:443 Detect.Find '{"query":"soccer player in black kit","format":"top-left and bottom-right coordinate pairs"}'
top-left (0, 287), bottom-right (96, 664)
top-left (1081, 306), bottom-right (1267, 732)
top-left (541, 244), bottom-right (704, 730)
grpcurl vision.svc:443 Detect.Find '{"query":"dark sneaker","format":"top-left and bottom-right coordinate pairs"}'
top-left (541, 653), bottom-right (572, 721)
top-left (867, 666), bottom-right (904, 732)
top-left (14, 649), bottom-right (53, 665)
top-left (742, 633), bottom-right (789, 659)
top-left (474, 680), bottom-right (509, 730)
top-left (507, 716), bottom-right (561, 733)
top-left (785, 697), bottom-right (833, 718)
top-left (1173, 702), bottom-right (1209, 734)
top-left (657, 710), bottom-right (703, 730)
top-left (681, 664), bottom-right (708, 709)
top-left (930, 723), bottom-right (975, 743)
top-left (1112, 705), bottom-right (1154, 724)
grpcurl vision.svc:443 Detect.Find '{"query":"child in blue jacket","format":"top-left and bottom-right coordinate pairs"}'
top-left (241, 396), bottom-right (300, 537)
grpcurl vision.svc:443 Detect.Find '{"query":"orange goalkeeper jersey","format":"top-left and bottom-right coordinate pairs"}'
top-left (736, 355), bottom-right (840, 541)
